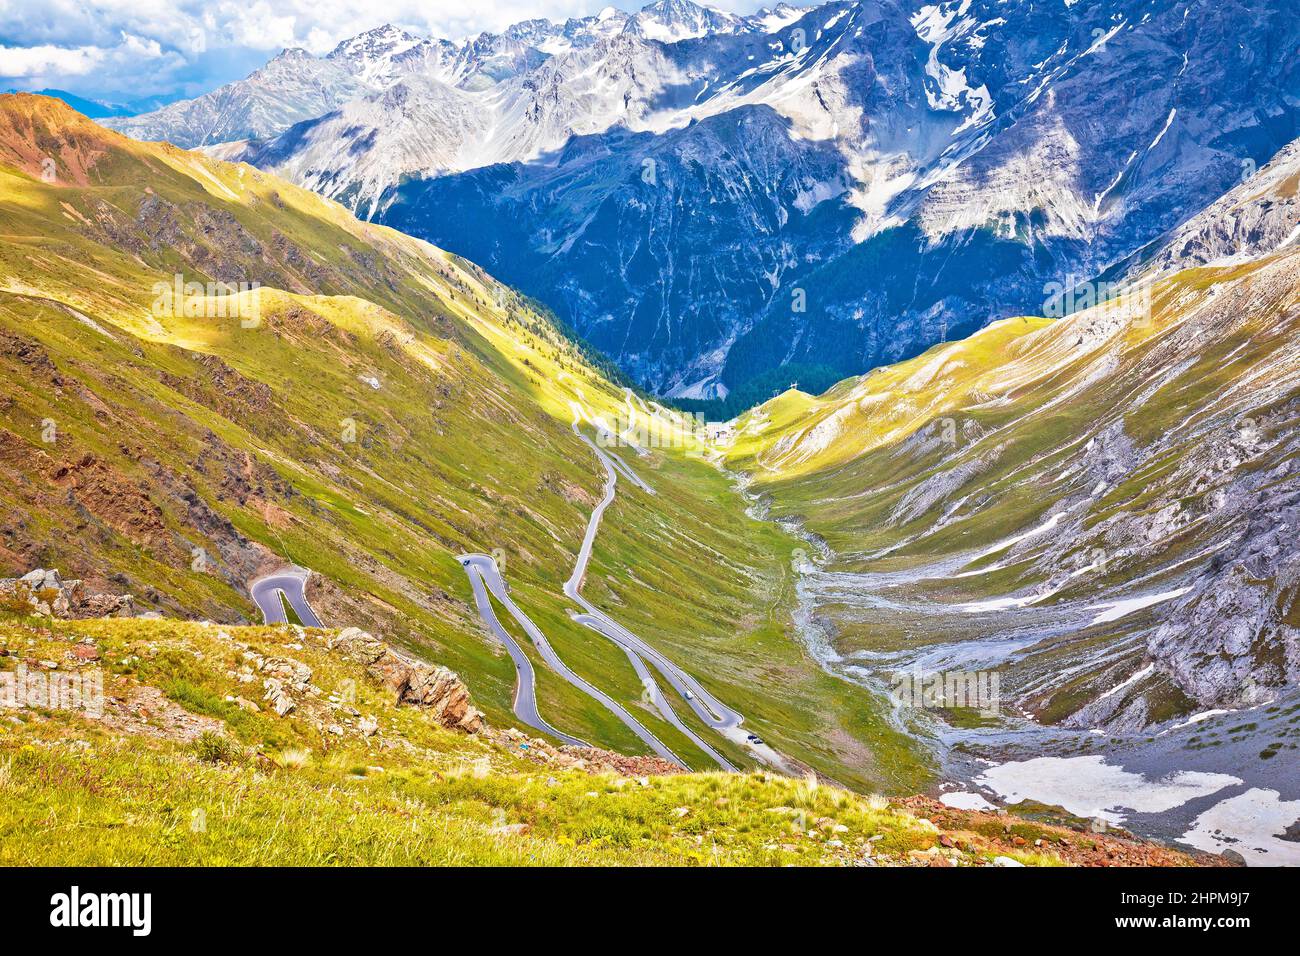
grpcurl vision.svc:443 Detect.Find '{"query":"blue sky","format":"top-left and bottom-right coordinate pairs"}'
top-left (0, 0), bottom-right (801, 106)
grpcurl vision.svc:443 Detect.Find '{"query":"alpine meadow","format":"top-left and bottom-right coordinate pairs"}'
top-left (0, 0), bottom-right (1297, 913)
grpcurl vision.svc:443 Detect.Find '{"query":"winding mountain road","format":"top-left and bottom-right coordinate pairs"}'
top-left (460, 552), bottom-right (682, 765)
top-left (457, 403), bottom-right (776, 773)
top-left (597, 617), bottom-right (736, 771)
top-left (564, 416), bottom-right (742, 769)
top-left (460, 554), bottom-right (589, 747)
top-left (249, 567), bottom-right (323, 627)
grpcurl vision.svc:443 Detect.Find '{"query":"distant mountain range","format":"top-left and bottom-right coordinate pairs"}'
top-left (105, 4), bottom-right (811, 150)
top-left (2, 88), bottom-right (161, 119)
top-left (104, 0), bottom-right (1300, 409)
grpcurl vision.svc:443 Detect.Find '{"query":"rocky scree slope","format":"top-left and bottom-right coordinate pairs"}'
top-left (726, 237), bottom-right (1300, 733)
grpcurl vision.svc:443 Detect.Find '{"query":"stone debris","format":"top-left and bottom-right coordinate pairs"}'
top-left (327, 627), bottom-right (484, 733)
top-left (1, 568), bottom-right (133, 619)
top-left (258, 656), bottom-right (313, 690)
top-left (262, 678), bottom-right (296, 716)
top-left (99, 685), bottom-right (225, 742)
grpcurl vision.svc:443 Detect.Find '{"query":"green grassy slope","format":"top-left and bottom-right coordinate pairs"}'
top-left (0, 94), bottom-right (921, 790)
top-left (725, 247), bottom-right (1300, 729)
top-left (0, 614), bottom-right (1206, 866)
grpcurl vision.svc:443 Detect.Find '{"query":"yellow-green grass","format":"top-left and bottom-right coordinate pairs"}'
top-left (0, 615), bottom-right (949, 866)
top-left (0, 95), bottom-right (924, 790)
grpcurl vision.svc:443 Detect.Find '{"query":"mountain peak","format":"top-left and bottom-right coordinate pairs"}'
top-left (641, 0), bottom-right (709, 12)
top-left (626, 0), bottom-right (740, 41)
top-left (272, 47), bottom-right (315, 62)
top-left (348, 22), bottom-right (407, 39)
top-left (638, 0), bottom-right (725, 20)
top-left (327, 23), bottom-right (420, 62)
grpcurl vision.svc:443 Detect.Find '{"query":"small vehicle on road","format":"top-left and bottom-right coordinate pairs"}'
top-left (746, 733), bottom-right (764, 745)
top-left (684, 691), bottom-right (695, 701)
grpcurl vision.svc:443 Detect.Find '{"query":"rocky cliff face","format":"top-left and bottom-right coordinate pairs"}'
top-left (383, 106), bottom-right (858, 395)
top-left (99, 3), bottom-right (1300, 404)
top-left (373, 0), bottom-right (1300, 402)
top-left (1128, 138), bottom-right (1300, 279)
top-left (329, 626), bottom-right (485, 733)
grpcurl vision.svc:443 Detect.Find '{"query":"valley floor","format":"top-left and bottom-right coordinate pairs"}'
top-left (722, 251), bottom-right (1300, 865)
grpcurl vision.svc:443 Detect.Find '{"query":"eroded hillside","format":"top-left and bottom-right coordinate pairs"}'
top-left (0, 93), bottom-right (922, 791)
top-left (728, 247), bottom-right (1300, 726)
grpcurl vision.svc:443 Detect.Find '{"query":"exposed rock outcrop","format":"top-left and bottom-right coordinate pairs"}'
top-left (0, 568), bottom-right (134, 619)
top-left (1142, 138), bottom-right (1300, 279)
top-left (327, 626), bottom-right (485, 733)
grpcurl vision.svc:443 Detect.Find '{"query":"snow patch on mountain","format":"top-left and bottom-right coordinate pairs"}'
top-left (910, 2), bottom-right (994, 130)
top-left (112, 0), bottom-right (1300, 405)
top-left (327, 24), bottom-right (423, 86)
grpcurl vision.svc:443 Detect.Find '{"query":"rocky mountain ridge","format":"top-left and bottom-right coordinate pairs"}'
top-left (220, 0), bottom-right (1300, 405)
top-left (104, 2), bottom-right (812, 149)
top-left (102, 2), bottom-right (1300, 404)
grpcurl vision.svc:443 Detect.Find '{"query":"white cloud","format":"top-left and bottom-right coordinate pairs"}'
top-left (221, 2), bottom-right (301, 51)
top-left (120, 32), bottom-right (164, 58)
top-left (0, 43), bottom-right (105, 77)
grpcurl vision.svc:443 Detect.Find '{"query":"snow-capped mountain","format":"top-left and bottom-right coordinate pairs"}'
top-left (328, 25), bottom-right (487, 95)
top-left (232, 3), bottom-right (863, 219)
top-left (376, 0), bottom-right (1300, 399)
top-left (499, 6), bottom-right (632, 55)
top-left (239, 32), bottom-right (695, 216)
top-left (103, 48), bottom-right (367, 147)
top-left (108, 3), bottom-right (811, 151)
top-left (106, 0), bottom-right (1300, 403)
top-left (248, 75), bottom-right (487, 211)
top-left (103, 24), bottom-right (452, 147)
top-left (325, 23), bottom-right (426, 86)
top-left (625, 0), bottom-right (745, 41)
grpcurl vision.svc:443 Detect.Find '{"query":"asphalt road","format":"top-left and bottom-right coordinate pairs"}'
top-left (460, 552), bottom-right (682, 765)
top-left (460, 554), bottom-right (590, 747)
top-left (455, 403), bottom-right (783, 774)
top-left (249, 567), bottom-right (323, 627)
top-left (564, 415), bottom-right (747, 769)
top-left (603, 625), bottom-right (736, 771)
top-left (569, 410), bottom-right (799, 772)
